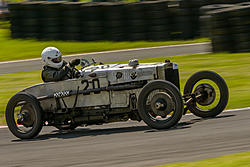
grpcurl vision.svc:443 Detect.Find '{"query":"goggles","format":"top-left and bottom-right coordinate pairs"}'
top-left (51, 56), bottom-right (62, 63)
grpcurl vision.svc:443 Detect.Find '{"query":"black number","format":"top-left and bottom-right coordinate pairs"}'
top-left (81, 80), bottom-right (89, 90)
top-left (92, 79), bottom-right (100, 89)
top-left (81, 79), bottom-right (100, 90)
top-left (92, 79), bottom-right (101, 94)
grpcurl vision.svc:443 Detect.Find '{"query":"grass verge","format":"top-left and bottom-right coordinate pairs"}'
top-left (157, 152), bottom-right (250, 167)
top-left (0, 52), bottom-right (250, 124)
top-left (0, 27), bottom-right (209, 62)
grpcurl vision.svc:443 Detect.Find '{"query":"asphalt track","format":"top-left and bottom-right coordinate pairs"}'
top-left (1, 109), bottom-right (250, 167)
top-left (0, 42), bottom-right (211, 75)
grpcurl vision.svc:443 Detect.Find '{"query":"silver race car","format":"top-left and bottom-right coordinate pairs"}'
top-left (5, 59), bottom-right (229, 139)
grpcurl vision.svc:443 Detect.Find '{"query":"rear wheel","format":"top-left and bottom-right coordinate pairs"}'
top-left (5, 93), bottom-right (43, 139)
top-left (138, 80), bottom-right (184, 129)
top-left (184, 71), bottom-right (229, 118)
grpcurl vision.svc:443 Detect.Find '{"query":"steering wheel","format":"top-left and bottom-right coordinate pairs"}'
top-left (67, 64), bottom-right (80, 79)
top-left (80, 59), bottom-right (90, 68)
top-left (71, 66), bottom-right (81, 78)
top-left (80, 58), bottom-right (96, 70)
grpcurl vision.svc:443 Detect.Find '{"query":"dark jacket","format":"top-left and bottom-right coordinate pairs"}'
top-left (42, 61), bottom-right (72, 82)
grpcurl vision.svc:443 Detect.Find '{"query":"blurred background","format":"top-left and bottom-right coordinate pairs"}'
top-left (0, 0), bottom-right (250, 52)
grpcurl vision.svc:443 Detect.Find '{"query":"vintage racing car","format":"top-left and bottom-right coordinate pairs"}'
top-left (5, 59), bottom-right (229, 139)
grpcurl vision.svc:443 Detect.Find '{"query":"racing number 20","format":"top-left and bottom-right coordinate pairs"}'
top-left (81, 79), bottom-right (100, 91)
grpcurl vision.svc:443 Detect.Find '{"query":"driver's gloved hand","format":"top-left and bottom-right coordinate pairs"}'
top-left (74, 71), bottom-right (81, 78)
top-left (69, 59), bottom-right (80, 67)
top-left (64, 64), bottom-right (71, 71)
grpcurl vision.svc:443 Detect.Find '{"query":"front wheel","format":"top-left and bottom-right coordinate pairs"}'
top-left (138, 80), bottom-right (184, 129)
top-left (5, 93), bottom-right (43, 139)
top-left (184, 71), bottom-right (229, 118)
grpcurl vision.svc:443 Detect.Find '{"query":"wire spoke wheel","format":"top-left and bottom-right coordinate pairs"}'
top-left (6, 93), bottom-right (43, 139)
top-left (138, 80), bottom-right (184, 129)
top-left (14, 103), bottom-right (35, 133)
top-left (184, 71), bottom-right (229, 118)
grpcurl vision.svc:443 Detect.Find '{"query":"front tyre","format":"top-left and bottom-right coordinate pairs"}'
top-left (184, 71), bottom-right (229, 118)
top-left (138, 80), bottom-right (184, 129)
top-left (5, 93), bottom-right (43, 139)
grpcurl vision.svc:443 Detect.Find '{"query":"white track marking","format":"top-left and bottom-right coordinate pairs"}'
top-left (0, 125), bottom-right (8, 128)
top-left (224, 107), bottom-right (250, 112)
top-left (0, 42), bottom-right (210, 65)
top-left (1, 106), bottom-right (249, 129)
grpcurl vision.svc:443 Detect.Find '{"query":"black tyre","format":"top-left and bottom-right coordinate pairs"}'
top-left (5, 93), bottom-right (43, 139)
top-left (138, 80), bottom-right (184, 129)
top-left (184, 71), bottom-right (229, 118)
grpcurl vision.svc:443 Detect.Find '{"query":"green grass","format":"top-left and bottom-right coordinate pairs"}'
top-left (157, 152), bottom-right (250, 167)
top-left (0, 70), bottom-right (41, 124)
top-left (0, 52), bottom-right (250, 124)
top-left (0, 25), bottom-right (209, 62)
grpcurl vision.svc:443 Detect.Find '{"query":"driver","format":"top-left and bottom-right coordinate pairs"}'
top-left (41, 47), bottom-right (80, 82)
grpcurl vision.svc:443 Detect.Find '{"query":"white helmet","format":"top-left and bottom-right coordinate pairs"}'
top-left (41, 47), bottom-right (63, 69)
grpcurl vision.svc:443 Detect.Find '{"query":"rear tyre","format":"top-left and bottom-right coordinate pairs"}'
top-left (184, 71), bottom-right (229, 118)
top-left (5, 93), bottom-right (43, 139)
top-left (138, 80), bottom-right (184, 129)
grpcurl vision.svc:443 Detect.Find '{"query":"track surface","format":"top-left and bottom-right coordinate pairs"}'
top-left (0, 42), bottom-right (210, 74)
top-left (1, 110), bottom-right (250, 167)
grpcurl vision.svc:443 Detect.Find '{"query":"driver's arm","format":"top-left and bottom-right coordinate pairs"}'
top-left (42, 59), bottom-right (80, 82)
top-left (42, 62), bottom-right (71, 82)
top-left (52, 67), bottom-right (71, 81)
